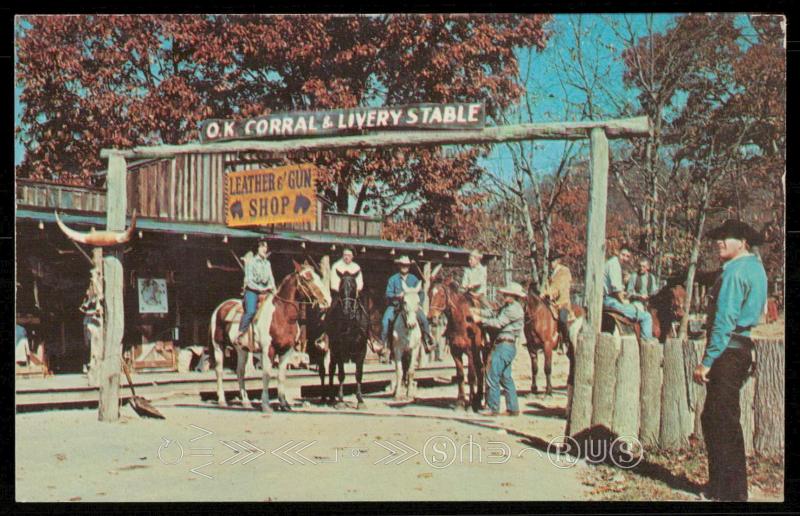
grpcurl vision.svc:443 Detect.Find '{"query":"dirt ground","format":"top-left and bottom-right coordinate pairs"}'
top-left (16, 345), bottom-right (589, 502)
top-left (15, 337), bottom-right (784, 502)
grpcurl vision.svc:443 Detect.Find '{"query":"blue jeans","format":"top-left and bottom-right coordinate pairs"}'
top-left (381, 305), bottom-right (431, 342)
top-left (603, 296), bottom-right (653, 340)
top-left (487, 342), bottom-right (519, 413)
top-left (239, 289), bottom-right (260, 333)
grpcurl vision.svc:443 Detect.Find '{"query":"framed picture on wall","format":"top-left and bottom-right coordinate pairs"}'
top-left (137, 278), bottom-right (168, 314)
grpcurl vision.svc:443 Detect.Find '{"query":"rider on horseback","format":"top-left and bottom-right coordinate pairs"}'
top-left (331, 247), bottom-right (363, 297)
top-left (235, 237), bottom-right (276, 350)
top-left (542, 251), bottom-right (572, 345)
top-left (381, 255), bottom-right (434, 352)
top-left (461, 249), bottom-right (490, 309)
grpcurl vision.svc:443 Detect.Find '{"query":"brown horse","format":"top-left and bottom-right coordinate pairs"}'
top-left (523, 284), bottom-right (561, 396)
top-left (210, 261), bottom-right (331, 412)
top-left (647, 283), bottom-right (686, 342)
top-left (428, 279), bottom-right (486, 411)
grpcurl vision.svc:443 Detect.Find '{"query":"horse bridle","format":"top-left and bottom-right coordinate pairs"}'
top-left (273, 270), bottom-right (324, 309)
top-left (428, 284), bottom-right (452, 315)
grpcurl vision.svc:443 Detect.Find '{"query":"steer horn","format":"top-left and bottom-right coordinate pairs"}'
top-left (55, 210), bottom-right (137, 247)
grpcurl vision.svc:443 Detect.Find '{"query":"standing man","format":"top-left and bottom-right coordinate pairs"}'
top-left (461, 249), bottom-right (489, 308)
top-left (627, 257), bottom-right (659, 312)
top-left (472, 282), bottom-right (526, 416)
top-left (236, 237), bottom-right (276, 348)
top-left (543, 251), bottom-right (572, 344)
top-left (381, 255), bottom-right (434, 351)
top-left (330, 247), bottom-right (364, 298)
top-left (603, 245), bottom-right (654, 340)
top-left (693, 220), bottom-right (767, 502)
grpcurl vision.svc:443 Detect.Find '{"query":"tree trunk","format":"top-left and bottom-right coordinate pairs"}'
top-left (754, 338), bottom-right (784, 455)
top-left (682, 338), bottom-right (707, 439)
top-left (740, 372), bottom-right (755, 456)
top-left (591, 332), bottom-right (621, 430)
top-left (679, 186), bottom-right (709, 339)
top-left (639, 338), bottom-right (663, 446)
top-left (519, 196), bottom-right (539, 288)
top-left (567, 330), bottom-right (596, 437)
top-left (612, 335), bottom-right (641, 440)
top-left (659, 337), bottom-right (692, 449)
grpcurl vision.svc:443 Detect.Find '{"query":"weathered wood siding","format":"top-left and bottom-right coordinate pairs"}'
top-left (17, 180), bottom-right (106, 213)
top-left (18, 155), bottom-right (383, 238)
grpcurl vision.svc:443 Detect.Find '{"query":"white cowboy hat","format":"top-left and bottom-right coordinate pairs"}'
top-left (498, 282), bottom-right (527, 299)
top-left (394, 255), bottom-right (412, 265)
top-left (469, 249), bottom-right (484, 260)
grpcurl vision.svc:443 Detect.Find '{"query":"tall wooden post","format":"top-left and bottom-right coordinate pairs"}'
top-left (569, 128), bottom-right (609, 437)
top-left (422, 261), bottom-right (432, 314)
top-left (98, 153), bottom-right (127, 422)
top-left (86, 247), bottom-right (105, 386)
top-left (583, 128), bottom-right (609, 336)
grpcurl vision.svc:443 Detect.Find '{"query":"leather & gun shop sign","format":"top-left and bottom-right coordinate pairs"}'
top-left (225, 164), bottom-right (317, 227)
top-left (200, 102), bottom-right (485, 143)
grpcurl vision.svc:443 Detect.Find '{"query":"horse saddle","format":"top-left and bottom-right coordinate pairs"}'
top-left (601, 307), bottom-right (641, 340)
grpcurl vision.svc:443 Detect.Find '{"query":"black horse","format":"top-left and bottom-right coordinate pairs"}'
top-left (325, 271), bottom-right (370, 409)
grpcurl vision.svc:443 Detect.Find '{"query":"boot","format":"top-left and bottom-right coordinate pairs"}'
top-left (422, 331), bottom-right (435, 353)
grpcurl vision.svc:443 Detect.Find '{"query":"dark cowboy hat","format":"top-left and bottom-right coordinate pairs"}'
top-left (705, 219), bottom-right (764, 246)
top-left (549, 250), bottom-right (564, 261)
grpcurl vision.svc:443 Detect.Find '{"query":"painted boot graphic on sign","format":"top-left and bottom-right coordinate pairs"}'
top-left (294, 194), bottom-right (311, 214)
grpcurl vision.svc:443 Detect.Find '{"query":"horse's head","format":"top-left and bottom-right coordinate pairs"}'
top-left (428, 281), bottom-right (448, 319)
top-left (336, 270), bottom-right (358, 301)
top-left (671, 285), bottom-right (687, 319)
top-left (294, 260), bottom-right (332, 310)
top-left (401, 279), bottom-right (422, 329)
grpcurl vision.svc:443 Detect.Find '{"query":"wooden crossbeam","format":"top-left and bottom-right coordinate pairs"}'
top-left (101, 116), bottom-right (651, 159)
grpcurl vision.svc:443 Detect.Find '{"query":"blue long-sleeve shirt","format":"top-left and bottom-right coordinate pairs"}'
top-left (386, 272), bottom-right (424, 305)
top-left (702, 253), bottom-right (767, 368)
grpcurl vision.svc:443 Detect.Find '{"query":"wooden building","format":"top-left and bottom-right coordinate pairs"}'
top-left (16, 154), bottom-right (479, 375)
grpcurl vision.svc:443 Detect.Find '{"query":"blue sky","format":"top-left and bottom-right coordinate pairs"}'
top-left (14, 14), bottom-right (754, 176)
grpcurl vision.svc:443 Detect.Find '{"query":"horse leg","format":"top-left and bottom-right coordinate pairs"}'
top-left (355, 348), bottom-right (366, 409)
top-left (530, 347), bottom-right (539, 395)
top-left (466, 349), bottom-right (477, 411)
top-left (236, 348), bottom-right (252, 408)
top-left (261, 346), bottom-right (273, 413)
top-left (407, 340), bottom-right (421, 400)
top-left (335, 357), bottom-right (346, 409)
top-left (544, 344), bottom-right (554, 396)
top-left (474, 346), bottom-right (487, 412)
top-left (393, 349), bottom-right (404, 401)
top-left (328, 350), bottom-right (337, 404)
top-left (276, 350), bottom-right (293, 411)
top-left (213, 342), bottom-right (227, 407)
top-left (452, 350), bottom-right (467, 411)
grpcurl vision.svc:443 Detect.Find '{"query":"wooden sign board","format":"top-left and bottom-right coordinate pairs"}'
top-left (200, 102), bottom-right (485, 143)
top-left (225, 164), bottom-right (317, 227)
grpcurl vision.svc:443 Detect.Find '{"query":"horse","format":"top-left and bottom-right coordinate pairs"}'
top-left (523, 284), bottom-right (563, 396)
top-left (390, 279), bottom-right (424, 401)
top-left (601, 283), bottom-right (686, 343)
top-left (210, 261), bottom-right (331, 412)
top-left (428, 279), bottom-right (487, 411)
top-left (325, 271), bottom-right (371, 409)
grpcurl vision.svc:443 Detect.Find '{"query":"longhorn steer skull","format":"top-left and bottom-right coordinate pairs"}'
top-left (54, 210), bottom-right (137, 247)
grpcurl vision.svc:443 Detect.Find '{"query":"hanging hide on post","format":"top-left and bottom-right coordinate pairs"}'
top-left (55, 210), bottom-right (138, 247)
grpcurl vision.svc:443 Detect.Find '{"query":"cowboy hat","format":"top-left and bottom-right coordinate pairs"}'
top-left (498, 282), bottom-right (527, 299)
top-left (469, 249), bottom-right (484, 260)
top-left (549, 250), bottom-right (564, 261)
top-left (706, 219), bottom-right (764, 246)
top-left (394, 255), bottom-right (412, 265)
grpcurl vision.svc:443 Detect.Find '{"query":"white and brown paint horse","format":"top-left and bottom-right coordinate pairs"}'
top-left (210, 261), bottom-right (331, 411)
